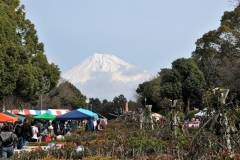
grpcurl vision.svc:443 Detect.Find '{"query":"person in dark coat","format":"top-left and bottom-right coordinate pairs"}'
top-left (14, 121), bottom-right (23, 149)
top-left (22, 118), bottom-right (33, 146)
top-left (71, 120), bottom-right (77, 132)
top-left (53, 120), bottom-right (60, 135)
top-left (87, 119), bottom-right (94, 132)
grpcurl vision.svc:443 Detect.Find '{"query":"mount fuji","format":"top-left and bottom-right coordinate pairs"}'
top-left (62, 53), bottom-right (154, 101)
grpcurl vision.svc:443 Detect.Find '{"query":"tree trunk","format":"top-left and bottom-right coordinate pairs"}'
top-left (0, 97), bottom-right (6, 112)
top-left (224, 114), bottom-right (231, 152)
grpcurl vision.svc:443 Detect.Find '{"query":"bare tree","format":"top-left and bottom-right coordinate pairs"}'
top-left (228, 0), bottom-right (240, 7)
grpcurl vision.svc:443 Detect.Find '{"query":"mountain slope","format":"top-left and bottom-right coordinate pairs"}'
top-left (62, 53), bottom-right (154, 100)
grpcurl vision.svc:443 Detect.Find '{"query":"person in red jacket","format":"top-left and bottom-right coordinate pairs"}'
top-left (45, 133), bottom-right (51, 142)
top-left (96, 120), bottom-right (103, 131)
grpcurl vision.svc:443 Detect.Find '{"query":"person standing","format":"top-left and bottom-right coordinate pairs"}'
top-left (62, 121), bottom-right (68, 135)
top-left (42, 121), bottom-right (49, 131)
top-left (87, 119), bottom-right (94, 132)
top-left (52, 120), bottom-right (59, 135)
top-left (22, 118), bottom-right (32, 146)
top-left (41, 125), bottom-right (54, 142)
top-left (31, 122), bottom-right (39, 142)
top-left (96, 120), bottom-right (103, 131)
top-left (36, 120), bottom-right (43, 133)
top-left (14, 121), bottom-right (23, 149)
top-left (71, 120), bottom-right (77, 132)
top-left (0, 125), bottom-right (18, 158)
top-left (67, 121), bottom-right (71, 132)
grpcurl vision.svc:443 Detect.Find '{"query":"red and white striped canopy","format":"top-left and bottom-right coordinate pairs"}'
top-left (11, 109), bottom-right (71, 116)
top-left (47, 109), bottom-right (71, 116)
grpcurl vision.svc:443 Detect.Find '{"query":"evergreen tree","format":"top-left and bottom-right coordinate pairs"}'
top-left (160, 58), bottom-right (205, 114)
top-left (0, 0), bottom-right (60, 108)
top-left (112, 94), bottom-right (127, 116)
top-left (135, 76), bottom-right (161, 112)
top-left (89, 98), bottom-right (101, 113)
top-left (40, 81), bottom-right (87, 110)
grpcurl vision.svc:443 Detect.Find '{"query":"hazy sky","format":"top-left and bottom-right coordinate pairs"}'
top-left (20, 0), bottom-right (233, 75)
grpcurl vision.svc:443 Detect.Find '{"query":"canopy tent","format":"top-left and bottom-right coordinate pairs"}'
top-left (33, 112), bottom-right (56, 120)
top-left (0, 113), bottom-right (18, 123)
top-left (194, 108), bottom-right (217, 117)
top-left (55, 110), bottom-right (92, 120)
top-left (152, 113), bottom-right (164, 119)
top-left (77, 108), bottom-right (98, 119)
top-left (11, 109), bottom-right (70, 116)
top-left (11, 109), bottom-right (46, 116)
top-left (46, 109), bottom-right (71, 116)
top-left (3, 111), bottom-right (25, 122)
top-left (194, 111), bottom-right (206, 117)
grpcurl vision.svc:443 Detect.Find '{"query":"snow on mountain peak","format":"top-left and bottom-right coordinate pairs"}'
top-left (62, 53), bottom-right (154, 100)
top-left (87, 53), bottom-right (135, 72)
top-left (62, 53), bottom-right (143, 84)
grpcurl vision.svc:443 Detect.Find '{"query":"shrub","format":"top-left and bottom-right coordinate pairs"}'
top-left (185, 110), bottom-right (199, 119)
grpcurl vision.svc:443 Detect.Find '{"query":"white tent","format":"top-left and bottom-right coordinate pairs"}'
top-left (194, 108), bottom-right (216, 117)
top-left (194, 111), bottom-right (206, 117)
top-left (152, 113), bottom-right (164, 120)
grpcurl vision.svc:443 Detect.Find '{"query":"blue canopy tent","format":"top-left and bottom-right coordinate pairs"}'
top-left (77, 108), bottom-right (98, 119)
top-left (55, 110), bottom-right (93, 120)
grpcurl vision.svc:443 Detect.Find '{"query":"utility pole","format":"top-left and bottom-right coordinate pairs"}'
top-left (40, 95), bottom-right (42, 110)
top-left (86, 98), bottom-right (90, 110)
top-left (40, 83), bottom-right (45, 111)
top-left (144, 98), bottom-right (146, 107)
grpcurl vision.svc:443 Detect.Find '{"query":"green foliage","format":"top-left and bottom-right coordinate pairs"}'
top-left (187, 127), bottom-right (198, 135)
top-left (0, 2), bottom-right (21, 98)
top-left (7, 119), bottom-right (240, 159)
top-left (112, 94), bottom-right (127, 116)
top-left (89, 98), bottom-right (102, 113)
top-left (127, 100), bottom-right (140, 112)
top-left (171, 58), bottom-right (205, 96)
top-left (99, 101), bottom-right (114, 119)
top-left (160, 58), bottom-right (205, 113)
top-left (160, 81), bottom-right (182, 100)
top-left (135, 76), bottom-right (161, 111)
top-left (191, 5), bottom-right (240, 91)
top-left (176, 130), bottom-right (190, 148)
top-left (27, 142), bottom-right (48, 146)
top-left (185, 110), bottom-right (199, 119)
top-left (0, 0), bottom-right (60, 107)
top-left (177, 111), bottom-right (185, 120)
top-left (38, 81), bottom-right (87, 110)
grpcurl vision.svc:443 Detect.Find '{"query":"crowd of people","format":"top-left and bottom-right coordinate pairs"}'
top-left (0, 118), bottom-right (105, 158)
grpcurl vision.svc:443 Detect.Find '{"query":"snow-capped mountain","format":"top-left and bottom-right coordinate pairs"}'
top-left (62, 53), bottom-right (154, 100)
